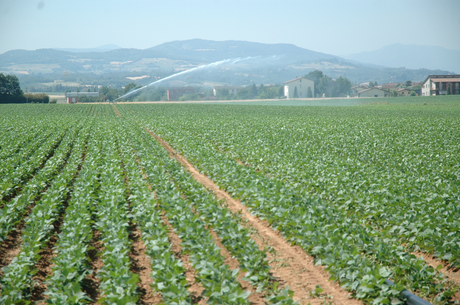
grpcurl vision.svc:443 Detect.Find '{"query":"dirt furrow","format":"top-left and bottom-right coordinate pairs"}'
top-left (147, 128), bottom-right (362, 305)
top-left (0, 223), bottom-right (25, 276)
top-left (30, 210), bottom-right (65, 302)
top-left (207, 226), bottom-right (266, 304)
top-left (112, 105), bottom-right (122, 117)
top-left (84, 228), bottom-right (104, 304)
top-left (128, 225), bottom-right (161, 305)
top-left (118, 142), bottom-right (160, 304)
top-left (160, 212), bottom-right (206, 304)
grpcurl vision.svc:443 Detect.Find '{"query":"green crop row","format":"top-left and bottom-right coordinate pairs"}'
top-left (117, 123), bottom-right (192, 304)
top-left (120, 120), bottom-right (252, 305)
top-left (44, 125), bottom-right (99, 304)
top-left (0, 122), bottom-right (88, 303)
top-left (93, 126), bottom-right (140, 304)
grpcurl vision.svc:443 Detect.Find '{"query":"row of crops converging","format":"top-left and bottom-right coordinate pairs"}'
top-left (1, 101), bottom-right (459, 305)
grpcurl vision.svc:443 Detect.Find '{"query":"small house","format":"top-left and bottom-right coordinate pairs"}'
top-left (357, 88), bottom-right (385, 98)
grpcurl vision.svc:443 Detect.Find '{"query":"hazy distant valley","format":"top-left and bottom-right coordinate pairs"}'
top-left (0, 39), bottom-right (456, 91)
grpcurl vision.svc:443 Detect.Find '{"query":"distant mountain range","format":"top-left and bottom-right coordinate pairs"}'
top-left (52, 44), bottom-right (121, 53)
top-left (0, 39), bottom-right (456, 88)
top-left (346, 44), bottom-right (460, 73)
top-left (0, 39), bottom-right (340, 73)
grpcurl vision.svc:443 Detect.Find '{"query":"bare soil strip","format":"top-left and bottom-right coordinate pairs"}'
top-left (112, 105), bottom-right (122, 117)
top-left (207, 226), bottom-right (266, 305)
top-left (119, 150), bottom-right (160, 305)
top-left (160, 212), bottom-right (206, 304)
top-left (128, 225), bottom-right (161, 305)
top-left (30, 210), bottom-right (64, 302)
top-left (0, 223), bottom-right (24, 277)
top-left (84, 228), bottom-right (104, 304)
top-left (130, 147), bottom-right (203, 303)
top-left (146, 129), bottom-right (362, 305)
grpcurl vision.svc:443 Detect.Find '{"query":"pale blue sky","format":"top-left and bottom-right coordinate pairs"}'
top-left (1, 0), bottom-right (459, 56)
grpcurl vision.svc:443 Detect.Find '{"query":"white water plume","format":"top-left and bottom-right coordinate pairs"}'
top-left (116, 56), bottom-right (260, 101)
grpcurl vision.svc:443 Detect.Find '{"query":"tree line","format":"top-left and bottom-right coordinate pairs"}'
top-left (0, 73), bottom-right (49, 103)
top-left (303, 70), bottom-right (352, 97)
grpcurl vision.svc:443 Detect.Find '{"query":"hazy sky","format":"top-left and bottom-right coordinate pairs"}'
top-left (1, 0), bottom-right (459, 56)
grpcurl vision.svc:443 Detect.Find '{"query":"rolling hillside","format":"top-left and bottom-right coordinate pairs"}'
top-left (0, 39), bottom-right (455, 87)
top-left (346, 44), bottom-right (460, 73)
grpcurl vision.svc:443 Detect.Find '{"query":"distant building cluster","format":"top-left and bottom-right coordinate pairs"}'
top-left (212, 86), bottom-right (242, 96)
top-left (66, 92), bottom-right (99, 103)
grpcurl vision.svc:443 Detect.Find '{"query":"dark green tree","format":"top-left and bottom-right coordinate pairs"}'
top-left (250, 84), bottom-right (258, 97)
top-left (405, 80), bottom-right (412, 87)
top-left (278, 85), bottom-right (285, 97)
top-left (307, 86), bottom-right (312, 98)
top-left (336, 76), bottom-right (352, 96)
top-left (99, 86), bottom-right (120, 102)
top-left (304, 70), bottom-right (323, 96)
top-left (293, 86), bottom-right (298, 98)
top-left (447, 84), bottom-right (451, 95)
top-left (217, 88), bottom-right (230, 100)
top-left (0, 73), bottom-right (24, 103)
top-left (123, 82), bottom-right (138, 94)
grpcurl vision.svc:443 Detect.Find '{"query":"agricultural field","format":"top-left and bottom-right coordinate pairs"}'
top-left (0, 96), bottom-right (459, 305)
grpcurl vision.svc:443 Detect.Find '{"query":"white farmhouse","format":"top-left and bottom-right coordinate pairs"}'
top-left (421, 75), bottom-right (460, 96)
top-left (284, 77), bottom-right (314, 98)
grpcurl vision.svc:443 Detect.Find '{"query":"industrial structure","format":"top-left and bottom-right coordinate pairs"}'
top-left (421, 75), bottom-right (460, 96)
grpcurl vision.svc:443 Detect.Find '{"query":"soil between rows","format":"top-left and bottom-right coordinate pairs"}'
top-left (161, 212), bottom-right (206, 304)
top-left (146, 127), bottom-right (362, 305)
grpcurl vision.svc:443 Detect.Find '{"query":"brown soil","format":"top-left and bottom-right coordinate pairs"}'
top-left (83, 228), bottom-right (104, 304)
top-left (0, 224), bottom-right (24, 276)
top-left (208, 227), bottom-right (266, 305)
top-left (118, 144), bottom-right (160, 304)
top-left (29, 220), bottom-right (61, 302)
top-left (129, 224), bottom-right (162, 305)
top-left (147, 128), bottom-right (362, 305)
top-left (161, 212), bottom-right (206, 304)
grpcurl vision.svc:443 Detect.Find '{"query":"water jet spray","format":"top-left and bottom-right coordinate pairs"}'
top-left (116, 56), bottom-right (259, 101)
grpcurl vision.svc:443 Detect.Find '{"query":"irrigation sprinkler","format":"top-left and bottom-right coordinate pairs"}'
top-left (385, 279), bottom-right (433, 305)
